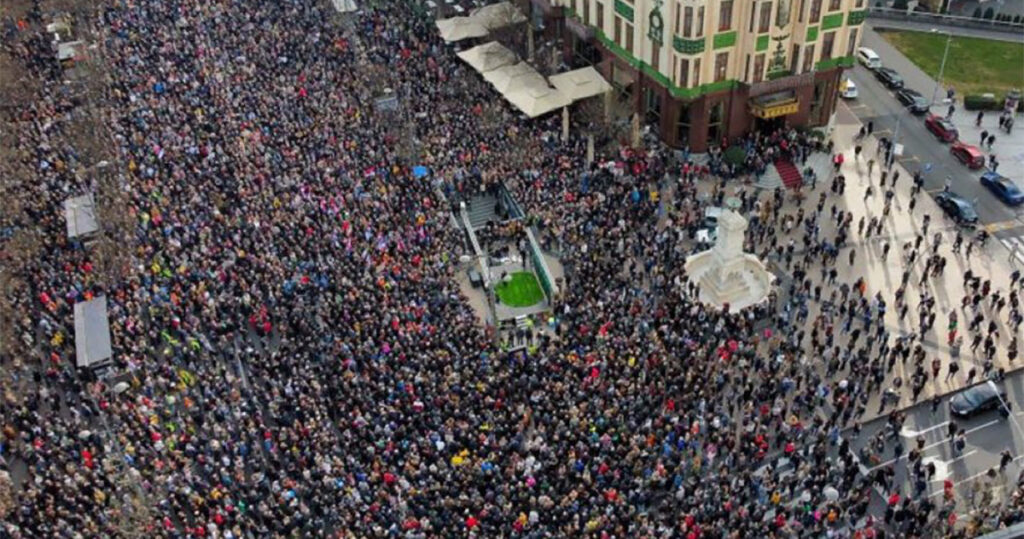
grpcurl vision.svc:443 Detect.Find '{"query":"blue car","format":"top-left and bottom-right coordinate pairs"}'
top-left (981, 171), bottom-right (1024, 205)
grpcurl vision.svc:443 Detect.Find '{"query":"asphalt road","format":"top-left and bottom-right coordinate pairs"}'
top-left (845, 369), bottom-right (1024, 507)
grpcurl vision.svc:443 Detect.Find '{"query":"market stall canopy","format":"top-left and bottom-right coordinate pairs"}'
top-left (548, 67), bottom-right (613, 102)
top-left (456, 41), bottom-right (517, 73)
top-left (469, 1), bottom-right (527, 30)
top-left (436, 17), bottom-right (489, 43)
top-left (74, 296), bottom-right (113, 369)
top-left (505, 85), bottom-right (571, 118)
top-left (64, 193), bottom-right (99, 238)
top-left (484, 61), bottom-right (547, 94)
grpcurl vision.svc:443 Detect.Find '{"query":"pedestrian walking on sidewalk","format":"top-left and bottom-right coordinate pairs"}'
top-left (868, 158), bottom-right (875, 178)
top-left (1001, 450), bottom-right (1013, 473)
top-left (981, 130), bottom-right (989, 145)
top-left (945, 361), bottom-right (960, 382)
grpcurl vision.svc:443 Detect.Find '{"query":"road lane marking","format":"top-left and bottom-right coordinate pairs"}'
top-left (987, 220), bottom-right (1023, 233)
top-left (901, 421), bottom-right (951, 438)
top-left (868, 419), bottom-right (1002, 472)
top-left (928, 454), bottom-right (1024, 498)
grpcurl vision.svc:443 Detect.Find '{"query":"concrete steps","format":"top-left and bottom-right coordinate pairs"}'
top-left (756, 164), bottom-right (785, 190)
top-left (467, 194), bottom-right (499, 230)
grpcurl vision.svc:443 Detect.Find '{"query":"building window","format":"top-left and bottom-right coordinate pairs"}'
top-left (809, 0), bottom-right (821, 23)
top-left (596, 2), bottom-right (604, 26)
top-left (651, 42), bottom-right (660, 71)
top-left (777, 0), bottom-right (791, 26)
top-left (822, 31), bottom-right (835, 61)
top-left (749, 1), bottom-right (757, 32)
top-left (714, 52), bottom-right (728, 82)
top-left (676, 103), bottom-right (691, 146)
top-left (679, 57), bottom-right (690, 87)
top-left (645, 87), bottom-right (662, 125)
top-left (802, 43), bottom-right (816, 72)
top-left (683, 6), bottom-right (693, 37)
top-left (855, 0), bottom-right (864, 7)
top-left (708, 102), bottom-right (724, 144)
top-left (790, 44), bottom-right (800, 73)
top-left (626, 22), bottom-right (634, 53)
top-left (829, 0), bottom-right (841, 10)
top-left (693, 57), bottom-right (702, 86)
top-left (745, 53), bottom-right (751, 81)
top-left (798, 0), bottom-right (806, 22)
top-left (696, 6), bottom-right (705, 37)
top-left (753, 53), bottom-right (765, 83)
top-left (847, 27), bottom-right (859, 57)
top-left (584, 0), bottom-right (591, 25)
top-left (811, 81), bottom-right (825, 120)
top-left (614, 15), bottom-right (622, 46)
top-left (718, 0), bottom-right (733, 31)
top-left (759, 2), bottom-right (772, 33)
top-left (571, 0), bottom-right (577, 15)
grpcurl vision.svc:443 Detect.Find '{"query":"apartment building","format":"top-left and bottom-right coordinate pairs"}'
top-left (526, 0), bottom-right (868, 151)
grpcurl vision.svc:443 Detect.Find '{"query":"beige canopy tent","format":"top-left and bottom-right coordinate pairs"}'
top-left (505, 85), bottom-right (571, 118)
top-left (436, 17), bottom-right (489, 43)
top-left (469, 1), bottom-right (527, 30)
top-left (548, 67), bottom-right (613, 101)
top-left (484, 62), bottom-right (547, 94)
top-left (456, 42), bottom-right (517, 73)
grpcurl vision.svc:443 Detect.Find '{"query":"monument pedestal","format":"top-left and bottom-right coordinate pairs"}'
top-left (684, 209), bottom-right (773, 311)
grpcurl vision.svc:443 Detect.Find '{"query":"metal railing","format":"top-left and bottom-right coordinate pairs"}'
top-left (867, 7), bottom-right (1024, 35)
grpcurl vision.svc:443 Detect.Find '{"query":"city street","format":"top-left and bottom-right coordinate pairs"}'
top-left (846, 24), bottom-right (1024, 263)
top-left (847, 370), bottom-right (1024, 515)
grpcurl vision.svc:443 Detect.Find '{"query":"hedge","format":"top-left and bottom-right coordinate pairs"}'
top-left (963, 94), bottom-right (1024, 112)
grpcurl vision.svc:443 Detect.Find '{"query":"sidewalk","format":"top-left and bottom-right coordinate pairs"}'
top-left (797, 106), bottom-right (1022, 421)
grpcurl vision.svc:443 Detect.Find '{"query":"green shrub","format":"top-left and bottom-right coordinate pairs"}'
top-left (723, 145), bottom-right (746, 166)
top-left (983, 7), bottom-right (995, 19)
top-left (892, 0), bottom-right (909, 9)
top-left (972, 7), bottom-right (983, 18)
top-left (963, 94), bottom-right (1000, 111)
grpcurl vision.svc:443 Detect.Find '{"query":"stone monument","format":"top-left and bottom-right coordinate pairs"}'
top-left (684, 205), bottom-right (773, 311)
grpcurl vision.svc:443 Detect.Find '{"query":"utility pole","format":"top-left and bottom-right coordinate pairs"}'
top-left (929, 29), bottom-right (953, 109)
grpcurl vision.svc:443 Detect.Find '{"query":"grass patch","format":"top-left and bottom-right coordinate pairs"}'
top-left (494, 271), bottom-right (545, 307)
top-left (877, 29), bottom-right (1024, 100)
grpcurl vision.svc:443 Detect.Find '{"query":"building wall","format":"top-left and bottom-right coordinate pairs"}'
top-left (551, 0), bottom-right (867, 150)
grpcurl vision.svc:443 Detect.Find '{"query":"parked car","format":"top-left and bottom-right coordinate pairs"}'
top-left (980, 171), bottom-right (1024, 205)
top-left (857, 47), bottom-right (882, 69)
top-left (895, 88), bottom-right (929, 114)
top-left (873, 67), bottom-right (904, 89)
top-left (950, 381), bottom-right (1008, 418)
top-left (950, 142), bottom-right (986, 170)
top-left (925, 113), bottom-right (958, 142)
top-left (840, 78), bottom-right (858, 99)
top-left (935, 191), bottom-right (979, 224)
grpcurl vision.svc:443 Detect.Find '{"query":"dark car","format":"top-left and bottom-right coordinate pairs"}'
top-left (925, 113), bottom-right (958, 142)
top-left (874, 67), bottom-right (904, 89)
top-left (981, 171), bottom-right (1024, 205)
top-left (950, 381), bottom-right (1008, 418)
top-left (895, 88), bottom-right (929, 114)
top-left (950, 142), bottom-right (986, 170)
top-left (935, 191), bottom-right (979, 224)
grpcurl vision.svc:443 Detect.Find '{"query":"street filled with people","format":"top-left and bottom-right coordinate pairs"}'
top-left (3, 0), bottom-right (1024, 537)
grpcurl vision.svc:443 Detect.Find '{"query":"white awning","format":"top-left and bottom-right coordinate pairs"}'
top-left (548, 67), bottom-right (613, 102)
top-left (456, 41), bottom-right (517, 73)
top-left (505, 85), bottom-right (571, 118)
top-left (436, 17), bottom-right (489, 43)
top-left (74, 296), bottom-right (113, 369)
top-left (64, 193), bottom-right (99, 238)
top-left (469, 1), bottom-right (527, 30)
top-left (484, 61), bottom-right (548, 94)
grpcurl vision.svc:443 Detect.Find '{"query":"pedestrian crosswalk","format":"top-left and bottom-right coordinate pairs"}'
top-left (1000, 236), bottom-right (1024, 265)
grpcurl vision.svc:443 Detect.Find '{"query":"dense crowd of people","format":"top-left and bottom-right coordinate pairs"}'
top-left (2, 0), bottom-right (1024, 537)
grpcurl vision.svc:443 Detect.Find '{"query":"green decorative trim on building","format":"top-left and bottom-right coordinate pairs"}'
top-left (815, 55), bottom-right (856, 70)
top-left (673, 35), bottom-right (706, 54)
top-left (805, 25), bottom-right (819, 42)
top-left (756, 34), bottom-right (770, 52)
top-left (847, 10), bottom-right (867, 25)
top-left (597, 30), bottom-right (738, 99)
top-left (821, 12), bottom-right (844, 30)
top-left (614, 0), bottom-right (634, 22)
top-left (713, 31), bottom-right (737, 49)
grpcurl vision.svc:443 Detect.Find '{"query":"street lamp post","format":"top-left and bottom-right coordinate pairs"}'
top-left (929, 29), bottom-right (953, 109)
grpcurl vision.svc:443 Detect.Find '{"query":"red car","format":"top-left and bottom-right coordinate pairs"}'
top-left (925, 113), bottom-right (959, 142)
top-left (950, 142), bottom-right (985, 169)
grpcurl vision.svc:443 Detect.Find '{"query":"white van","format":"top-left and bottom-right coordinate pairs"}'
top-left (857, 47), bottom-right (882, 70)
